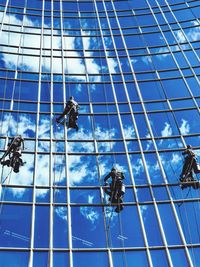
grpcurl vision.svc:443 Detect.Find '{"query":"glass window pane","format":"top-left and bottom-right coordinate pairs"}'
top-left (73, 252), bottom-right (109, 267)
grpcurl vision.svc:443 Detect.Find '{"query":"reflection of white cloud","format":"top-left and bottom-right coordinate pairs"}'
top-left (175, 30), bottom-right (187, 43)
top-left (140, 205), bottom-right (148, 218)
top-left (38, 117), bottom-right (50, 138)
top-left (82, 33), bottom-right (101, 78)
top-left (145, 133), bottom-right (153, 151)
top-left (94, 126), bottom-right (117, 152)
top-left (68, 128), bottom-right (93, 153)
top-left (160, 153), bottom-right (182, 177)
top-left (69, 156), bottom-right (89, 185)
top-left (132, 158), bottom-right (143, 175)
top-left (142, 56), bottom-right (152, 65)
top-left (171, 153), bottom-right (181, 165)
top-left (36, 155), bottom-right (49, 186)
top-left (55, 206), bottom-right (67, 221)
top-left (36, 188), bottom-right (48, 198)
top-left (123, 126), bottom-right (135, 139)
top-left (161, 122), bottom-right (172, 137)
top-left (95, 126), bottom-right (116, 140)
top-left (1, 114), bottom-right (35, 137)
top-left (180, 119), bottom-right (190, 135)
top-left (175, 27), bottom-right (200, 43)
top-left (131, 58), bottom-right (137, 64)
top-left (2, 153), bottom-right (34, 197)
top-left (80, 207), bottom-right (99, 225)
top-left (104, 207), bottom-right (118, 223)
top-left (107, 57), bottom-right (118, 73)
top-left (0, 14), bottom-right (101, 80)
top-left (156, 47), bottom-right (170, 59)
top-left (88, 195), bottom-right (94, 204)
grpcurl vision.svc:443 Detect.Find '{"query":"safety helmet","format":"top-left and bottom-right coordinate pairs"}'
top-left (187, 144), bottom-right (192, 149)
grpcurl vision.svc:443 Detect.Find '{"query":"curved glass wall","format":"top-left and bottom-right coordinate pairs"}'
top-left (0, 0), bottom-right (200, 266)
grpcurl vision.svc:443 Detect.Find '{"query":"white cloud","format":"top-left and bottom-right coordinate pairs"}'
top-left (130, 58), bottom-right (138, 65)
top-left (179, 119), bottom-right (190, 135)
top-left (95, 126), bottom-right (116, 140)
top-left (88, 195), bottom-right (94, 204)
top-left (123, 126), bottom-right (135, 139)
top-left (0, 14), bottom-right (101, 80)
top-left (68, 156), bottom-right (89, 185)
top-left (67, 128), bottom-right (93, 153)
top-left (1, 114), bottom-right (35, 137)
top-left (161, 122), bottom-right (172, 137)
top-left (132, 158), bottom-right (143, 175)
top-left (140, 205), bottom-right (148, 218)
top-left (142, 56), bottom-right (152, 65)
top-left (80, 207), bottom-right (99, 225)
top-left (104, 206), bottom-right (118, 222)
top-left (175, 27), bottom-right (200, 43)
top-left (171, 153), bottom-right (182, 165)
top-left (107, 57), bottom-right (118, 73)
top-left (175, 30), bottom-right (187, 43)
top-left (155, 47), bottom-right (170, 60)
top-left (55, 206), bottom-right (67, 221)
top-left (144, 133), bottom-right (153, 151)
top-left (38, 117), bottom-right (50, 138)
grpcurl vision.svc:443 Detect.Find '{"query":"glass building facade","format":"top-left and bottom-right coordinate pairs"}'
top-left (0, 0), bottom-right (200, 266)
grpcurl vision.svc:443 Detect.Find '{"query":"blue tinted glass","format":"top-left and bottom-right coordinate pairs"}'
top-left (73, 252), bottom-right (109, 267)
top-left (0, 205), bottom-right (31, 248)
top-left (33, 252), bottom-right (48, 267)
top-left (0, 251), bottom-right (29, 267)
top-left (34, 206), bottom-right (49, 248)
top-left (151, 249), bottom-right (169, 267)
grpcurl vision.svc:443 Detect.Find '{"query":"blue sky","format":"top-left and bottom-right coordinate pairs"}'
top-left (0, 0), bottom-right (200, 266)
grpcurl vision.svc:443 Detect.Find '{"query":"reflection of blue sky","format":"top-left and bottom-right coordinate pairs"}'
top-left (0, 1), bottom-right (200, 266)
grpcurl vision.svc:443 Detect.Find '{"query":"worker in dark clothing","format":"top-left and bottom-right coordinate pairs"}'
top-left (0, 135), bottom-right (25, 173)
top-left (179, 145), bottom-right (200, 188)
top-left (56, 96), bottom-right (79, 131)
top-left (1, 152), bottom-right (24, 173)
top-left (104, 167), bottom-right (125, 213)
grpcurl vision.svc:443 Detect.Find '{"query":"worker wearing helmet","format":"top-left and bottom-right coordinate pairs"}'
top-left (56, 96), bottom-right (79, 131)
top-left (104, 167), bottom-right (125, 213)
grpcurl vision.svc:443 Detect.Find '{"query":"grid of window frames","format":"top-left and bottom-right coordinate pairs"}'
top-left (0, 0), bottom-right (200, 266)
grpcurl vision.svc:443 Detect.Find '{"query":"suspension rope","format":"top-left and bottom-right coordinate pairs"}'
top-left (118, 211), bottom-right (128, 267)
top-left (0, 166), bottom-right (13, 216)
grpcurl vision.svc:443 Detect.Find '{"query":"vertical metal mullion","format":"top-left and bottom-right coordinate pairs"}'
top-left (28, 0), bottom-right (45, 266)
top-left (60, 1), bottom-right (73, 266)
top-left (49, 0), bottom-right (54, 266)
